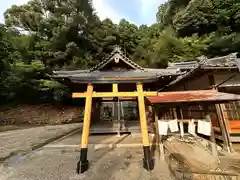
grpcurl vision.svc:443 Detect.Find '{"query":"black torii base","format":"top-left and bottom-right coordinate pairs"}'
top-left (76, 148), bottom-right (89, 174)
top-left (143, 146), bottom-right (154, 171)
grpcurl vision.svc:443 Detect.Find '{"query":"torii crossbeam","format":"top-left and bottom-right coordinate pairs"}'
top-left (74, 83), bottom-right (157, 173)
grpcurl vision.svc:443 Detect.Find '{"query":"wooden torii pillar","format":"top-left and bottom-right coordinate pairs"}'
top-left (74, 83), bottom-right (156, 173)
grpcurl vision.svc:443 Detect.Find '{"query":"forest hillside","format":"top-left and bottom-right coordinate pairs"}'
top-left (1, 0), bottom-right (240, 105)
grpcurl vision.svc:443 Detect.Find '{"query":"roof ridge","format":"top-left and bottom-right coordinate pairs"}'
top-left (200, 53), bottom-right (238, 65)
top-left (89, 51), bottom-right (115, 72)
top-left (169, 61), bottom-right (197, 65)
top-left (90, 46), bottom-right (144, 72)
top-left (117, 50), bottom-right (144, 70)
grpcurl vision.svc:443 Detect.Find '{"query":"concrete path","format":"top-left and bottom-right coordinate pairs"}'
top-left (0, 123), bottom-right (81, 161)
top-left (1, 133), bottom-right (173, 180)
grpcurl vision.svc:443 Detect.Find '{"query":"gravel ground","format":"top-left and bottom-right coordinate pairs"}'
top-left (1, 133), bottom-right (173, 180)
top-left (0, 123), bottom-right (81, 161)
top-left (233, 143), bottom-right (240, 153)
top-left (79, 147), bottom-right (173, 180)
top-left (3, 131), bottom-right (238, 180)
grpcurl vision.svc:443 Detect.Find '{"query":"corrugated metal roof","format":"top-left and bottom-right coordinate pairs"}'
top-left (147, 90), bottom-right (240, 104)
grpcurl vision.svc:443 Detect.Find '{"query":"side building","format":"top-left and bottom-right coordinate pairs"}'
top-left (163, 53), bottom-right (240, 142)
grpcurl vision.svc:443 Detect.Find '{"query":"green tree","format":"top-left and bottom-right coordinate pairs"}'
top-left (5, 0), bottom-right (94, 68)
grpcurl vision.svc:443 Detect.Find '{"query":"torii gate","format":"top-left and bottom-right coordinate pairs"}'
top-left (73, 83), bottom-right (157, 173)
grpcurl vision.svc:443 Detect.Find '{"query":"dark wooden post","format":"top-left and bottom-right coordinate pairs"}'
top-left (153, 107), bottom-right (165, 161)
top-left (96, 100), bottom-right (101, 123)
top-left (91, 99), bottom-right (96, 124)
top-left (206, 114), bottom-right (219, 160)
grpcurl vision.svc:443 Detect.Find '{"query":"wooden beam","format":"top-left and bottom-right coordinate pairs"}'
top-left (72, 92), bottom-right (87, 98)
top-left (112, 83), bottom-right (118, 93)
top-left (145, 92), bottom-right (158, 96)
top-left (72, 91), bottom-right (157, 98)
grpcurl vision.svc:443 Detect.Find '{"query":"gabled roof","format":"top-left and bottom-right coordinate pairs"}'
top-left (52, 46), bottom-right (182, 84)
top-left (89, 47), bottom-right (145, 72)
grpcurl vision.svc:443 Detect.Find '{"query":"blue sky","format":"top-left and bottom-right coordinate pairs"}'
top-left (0, 0), bottom-right (166, 26)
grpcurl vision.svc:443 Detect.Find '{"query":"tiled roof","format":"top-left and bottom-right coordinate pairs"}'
top-left (167, 61), bottom-right (198, 70)
top-left (201, 53), bottom-right (238, 68)
top-left (159, 53), bottom-right (239, 91)
top-left (53, 68), bottom-right (182, 84)
top-left (167, 53), bottom-right (239, 70)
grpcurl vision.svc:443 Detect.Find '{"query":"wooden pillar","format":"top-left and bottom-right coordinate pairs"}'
top-left (112, 84), bottom-right (121, 135)
top-left (153, 107), bottom-right (165, 161)
top-left (95, 100), bottom-right (101, 123)
top-left (137, 83), bottom-right (154, 170)
top-left (206, 114), bottom-right (218, 160)
top-left (91, 99), bottom-right (96, 124)
top-left (113, 101), bottom-right (118, 121)
top-left (153, 107), bottom-right (159, 143)
top-left (215, 104), bottom-right (233, 152)
top-left (117, 98), bottom-right (121, 136)
top-left (77, 84), bottom-right (93, 174)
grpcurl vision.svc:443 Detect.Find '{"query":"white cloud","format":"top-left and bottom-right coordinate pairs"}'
top-left (5, 0), bottom-right (29, 9)
top-left (140, 0), bottom-right (166, 25)
top-left (0, 0), bottom-right (29, 23)
top-left (140, 0), bottom-right (166, 14)
top-left (92, 0), bottom-right (122, 24)
top-left (16, 0), bottom-right (29, 5)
